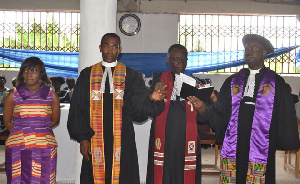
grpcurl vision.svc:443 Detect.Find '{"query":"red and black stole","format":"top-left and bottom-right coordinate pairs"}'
top-left (153, 70), bottom-right (198, 184)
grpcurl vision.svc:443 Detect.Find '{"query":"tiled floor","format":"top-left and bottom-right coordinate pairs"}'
top-left (201, 146), bottom-right (300, 183)
top-left (0, 145), bottom-right (299, 184)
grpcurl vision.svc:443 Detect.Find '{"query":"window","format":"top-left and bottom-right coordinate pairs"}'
top-left (179, 14), bottom-right (300, 74)
top-left (0, 11), bottom-right (80, 52)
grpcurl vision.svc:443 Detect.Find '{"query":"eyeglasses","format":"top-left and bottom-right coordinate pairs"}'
top-left (170, 57), bottom-right (188, 64)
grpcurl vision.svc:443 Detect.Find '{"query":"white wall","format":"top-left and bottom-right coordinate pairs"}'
top-left (0, 70), bottom-right (19, 89)
top-left (117, 13), bottom-right (178, 53)
top-left (282, 76), bottom-right (300, 96)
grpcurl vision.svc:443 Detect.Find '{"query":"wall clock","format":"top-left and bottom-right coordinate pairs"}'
top-left (119, 14), bottom-right (141, 36)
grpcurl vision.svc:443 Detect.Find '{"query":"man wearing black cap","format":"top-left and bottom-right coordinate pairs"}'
top-left (193, 34), bottom-right (300, 183)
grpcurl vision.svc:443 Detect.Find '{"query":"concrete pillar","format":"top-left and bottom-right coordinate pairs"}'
top-left (75, 1), bottom-right (117, 183)
top-left (79, 0), bottom-right (117, 72)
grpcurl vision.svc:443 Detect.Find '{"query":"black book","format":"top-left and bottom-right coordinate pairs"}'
top-left (180, 82), bottom-right (214, 103)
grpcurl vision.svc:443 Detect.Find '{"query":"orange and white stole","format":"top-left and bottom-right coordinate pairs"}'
top-left (90, 62), bottom-right (126, 184)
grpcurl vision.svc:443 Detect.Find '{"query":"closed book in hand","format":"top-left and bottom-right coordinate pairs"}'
top-left (180, 82), bottom-right (214, 103)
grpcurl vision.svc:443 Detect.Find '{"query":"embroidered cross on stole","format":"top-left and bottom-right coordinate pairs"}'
top-left (220, 68), bottom-right (275, 184)
top-left (154, 71), bottom-right (198, 184)
top-left (90, 62), bottom-right (126, 184)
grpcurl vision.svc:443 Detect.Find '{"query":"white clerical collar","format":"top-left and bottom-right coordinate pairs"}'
top-left (249, 68), bottom-right (261, 75)
top-left (243, 68), bottom-right (262, 98)
top-left (102, 61), bottom-right (117, 68)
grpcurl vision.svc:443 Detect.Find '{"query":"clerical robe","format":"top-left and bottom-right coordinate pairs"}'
top-left (67, 64), bottom-right (164, 184)
top-left (146, 71), bottom-right (205, 184)
top-left (202, 67), bottom-right (300, 184)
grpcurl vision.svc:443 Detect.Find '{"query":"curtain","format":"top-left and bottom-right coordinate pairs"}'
top-left (1, 46), bottom-right (299, 78)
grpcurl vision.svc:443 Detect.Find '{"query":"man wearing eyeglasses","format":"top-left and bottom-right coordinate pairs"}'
top-left (146, 44), bottom-right (205, 184)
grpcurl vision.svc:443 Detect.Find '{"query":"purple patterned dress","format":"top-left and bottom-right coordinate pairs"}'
top-left (5, 83), bottom-right (57, 184)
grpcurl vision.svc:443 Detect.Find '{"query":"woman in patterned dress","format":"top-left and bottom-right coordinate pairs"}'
top-left (3, 57), bottom-right (60, 184)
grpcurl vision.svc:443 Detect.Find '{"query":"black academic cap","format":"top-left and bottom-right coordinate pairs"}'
top-left (50, 76), bottom-right (65, 84)
top-left (242, 34), bottom-right (274, 54)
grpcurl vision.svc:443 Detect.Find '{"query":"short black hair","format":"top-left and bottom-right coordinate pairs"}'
top-left (167, 44), bottom-right (188, 56)
top-left (17, 57), bottom-right (51, 86)
top-left (66, 77), bottom-right (75, 82)
top-left (50, 76), bottom-right (65, 85)
top-left (100, 33), bottom-right (121, 48)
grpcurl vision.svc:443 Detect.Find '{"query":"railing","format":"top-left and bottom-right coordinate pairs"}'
top-left (0, 10), bottom-right (80, 53)
top-left (179, 14), bottom-right (300, 74)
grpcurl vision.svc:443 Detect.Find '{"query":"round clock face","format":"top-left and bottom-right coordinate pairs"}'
top-left (119, 14), bottom-right (141, 36)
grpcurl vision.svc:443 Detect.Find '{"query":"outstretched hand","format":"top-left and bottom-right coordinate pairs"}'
top-left (151, 82), bottom-right (167, 102)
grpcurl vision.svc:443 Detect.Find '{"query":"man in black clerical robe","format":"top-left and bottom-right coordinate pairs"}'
top-left (197, 34), bottom-right (300, 184)
top-left (146, 44), bottom-right (207, 184)
top-left (67, 33), bottom-right (165, 184)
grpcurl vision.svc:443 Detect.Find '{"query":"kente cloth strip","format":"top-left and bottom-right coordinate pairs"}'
top-left (6, 147), bottom-right (57, 184)
top-left (220, 68), bottom-right (275, 183)
top-left (5, 83), bottom-right (57, 184)
top-left (220, 157), bottom-right (266, 184)
top-left (153, 70), bottom-right (198, 184)
top-left (90, 62), bottom-right (126, 184)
